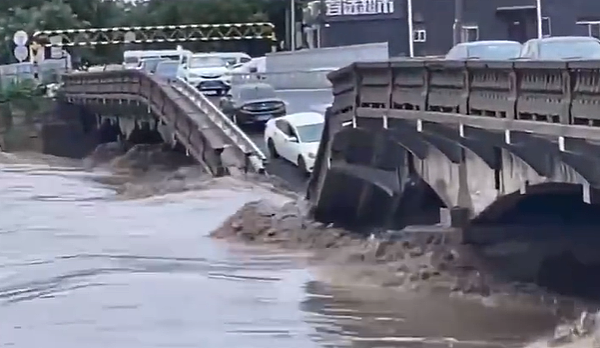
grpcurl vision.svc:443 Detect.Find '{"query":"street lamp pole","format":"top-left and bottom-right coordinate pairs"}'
top-left (407, 0), bottom-right (414, 57)
top-left (291, 0), bottom-right (296, 51)
top-left (453, 0), bottom-right (463, 46)
top-left (536, 0), bottom-right (543, 38)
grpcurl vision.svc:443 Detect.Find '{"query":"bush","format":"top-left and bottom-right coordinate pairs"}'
top-left (0, 79), bottom-right (47, 128)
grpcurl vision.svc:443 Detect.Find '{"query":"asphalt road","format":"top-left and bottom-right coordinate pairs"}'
top-left (208, 89), bottom-right (332, 192)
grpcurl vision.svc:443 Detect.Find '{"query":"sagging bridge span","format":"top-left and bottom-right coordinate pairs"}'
top-left (56, 54), bottom-right (600, 244)
top-left (43, 22), bottom-right (276, 175)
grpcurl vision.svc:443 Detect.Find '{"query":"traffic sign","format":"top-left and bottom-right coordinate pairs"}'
top-left (13, 30), bottom-right (28, 46)
top-left (13, 46), bottom-right (28, 62)
top-left (124, 31), bottom-right (136, 42)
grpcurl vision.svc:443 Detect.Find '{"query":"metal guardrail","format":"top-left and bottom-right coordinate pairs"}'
top-left (230, 69), bottom-right (334, 90)
top-left (171, 77), bottom-right (267, 172)
top-left (0, 59), bottom-right (70, 86)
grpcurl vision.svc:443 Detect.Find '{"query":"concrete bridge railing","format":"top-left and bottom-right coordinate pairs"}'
top-left (61, 69), bottom-right (266, 175)
top-left (327, 59), bottom-right (600, 124)
top-left (171, 77), bottom-right (266, 171)
top-left (308, 59), bottom-right (600, 240)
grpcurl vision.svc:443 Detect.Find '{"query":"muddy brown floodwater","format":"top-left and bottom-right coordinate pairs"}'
top-left (0, 145), bottom-right (592, 347)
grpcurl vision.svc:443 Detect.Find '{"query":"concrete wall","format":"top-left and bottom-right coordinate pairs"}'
top-left (265, 42), bottom-right (389, 71)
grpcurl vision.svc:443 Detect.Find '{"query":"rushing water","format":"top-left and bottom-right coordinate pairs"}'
top-left (0, 152), bottom-right (581, 347)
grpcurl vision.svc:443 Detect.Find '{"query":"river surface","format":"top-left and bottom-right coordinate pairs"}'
top-left (0, 151), bottom-right (572, 347)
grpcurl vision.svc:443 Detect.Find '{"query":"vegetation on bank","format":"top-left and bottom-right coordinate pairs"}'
top-left (0, 0), bottom-right (303, 64)
top-left (0, 79), bottom-right (47, 131)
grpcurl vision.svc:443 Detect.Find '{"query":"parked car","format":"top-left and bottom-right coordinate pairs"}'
top-left (264, 112), bottom-right (324, 175)
top-left (445, 40), bottom-right (522, 60)
top-left (219, 83), bottom-right (286, 125)
top-left (155, 60), bottom-right (179, 81)
top-left (518, 36), bottom-right (600, 60)
top-left (230, 57), bottom-right (266, 74)
top-left (178, 54), bottom-right (230, 95)
top-left (214, 52), bottom-right (252, 67)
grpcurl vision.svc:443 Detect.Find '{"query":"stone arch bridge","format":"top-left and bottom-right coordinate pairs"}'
top-left (307, 60), bottom-right (600, 244)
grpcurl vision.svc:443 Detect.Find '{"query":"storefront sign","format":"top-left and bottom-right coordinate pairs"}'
top-left (324, 0), bottom-right (394, 17)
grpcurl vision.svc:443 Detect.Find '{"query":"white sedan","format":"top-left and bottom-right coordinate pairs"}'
top-left (264, 112), bottom-right (324, 174)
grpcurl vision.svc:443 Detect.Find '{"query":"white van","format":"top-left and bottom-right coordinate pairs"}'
top-left (123, 49), bottom-right (191, 70)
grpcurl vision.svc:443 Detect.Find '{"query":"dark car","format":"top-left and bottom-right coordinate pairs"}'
top-left (518, 36), bottom-right (600, 60)
top-left (445, 40), bottom-right (522, 60)
top-left (219, 83), bottom-right (286, 125)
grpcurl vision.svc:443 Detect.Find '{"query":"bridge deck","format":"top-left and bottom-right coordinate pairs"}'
top-left (61, 70), bottom-right (265, 176)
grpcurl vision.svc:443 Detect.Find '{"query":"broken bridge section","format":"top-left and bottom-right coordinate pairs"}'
top-left (60, 69), bottom-right (266, 176)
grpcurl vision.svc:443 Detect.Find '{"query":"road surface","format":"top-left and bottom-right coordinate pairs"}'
top-left (209, 89), bottom-right (332, 192)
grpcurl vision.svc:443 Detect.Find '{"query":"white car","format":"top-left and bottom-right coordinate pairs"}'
top-left (178, 54), bottom-right (231, 94)
top-left (264, 112), bottom-right (324, 174)
top-left (230, 57), bottom-right (266, 74)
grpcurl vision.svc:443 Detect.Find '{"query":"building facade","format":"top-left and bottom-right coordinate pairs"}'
top-left (317, 0), bottom-right (600, 56)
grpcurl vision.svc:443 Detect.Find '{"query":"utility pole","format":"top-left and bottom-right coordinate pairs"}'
top-left (407, 0), bottom-right (414, 57)
top-left (453, 0), bottom-right (464, 46)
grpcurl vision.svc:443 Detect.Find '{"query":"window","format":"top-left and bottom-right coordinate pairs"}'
top-left (188, 56), bottom-right (226, 68)
top-left (467, 43), bottom-right (522, 60)
top-left (124, 56), bottom-right (139, 64)
top-left (413, 29), bottom-right (426, 42)
top-left (577, 21), bottom-right (600, 39)
top-left (296, 123), bottom-right (324, 143)
top-left (222, 57), bottom-right (237, 66)
top-left (462, 25), bottom-right (479, 42)
top-left (275, 120), bottom-right (292, 135)
top-left (541, 17), bottom-right (551, 37)
top-left (519, 41), bottom-right (533, 58)
top-left (593, 23), bottom-right (600, 38)
top-left (539, 39), bottom-right (600, 59)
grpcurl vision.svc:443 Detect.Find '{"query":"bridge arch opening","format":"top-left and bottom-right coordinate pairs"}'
top-left (469, 183), bottom-right (600, 300)
top-left (328, 127), bottom-right (448, 230)
top-left (389, 173), bottom-right (447, 229)
top-left (313, 169), bottom-right (396, 229)
top-left (471, 183), bottom-right (600, 225)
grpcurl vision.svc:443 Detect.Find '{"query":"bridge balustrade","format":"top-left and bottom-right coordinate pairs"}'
top-left (327, 60), bottom-right (600, 126)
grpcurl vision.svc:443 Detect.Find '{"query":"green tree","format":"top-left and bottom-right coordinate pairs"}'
top-left (0, 0), bottom-right (86, 64)
top-left (0, 0), bottom-right (295, 64)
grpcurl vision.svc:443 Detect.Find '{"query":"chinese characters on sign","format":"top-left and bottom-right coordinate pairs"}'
top-left (325, 0), bottom-right (394, 16)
